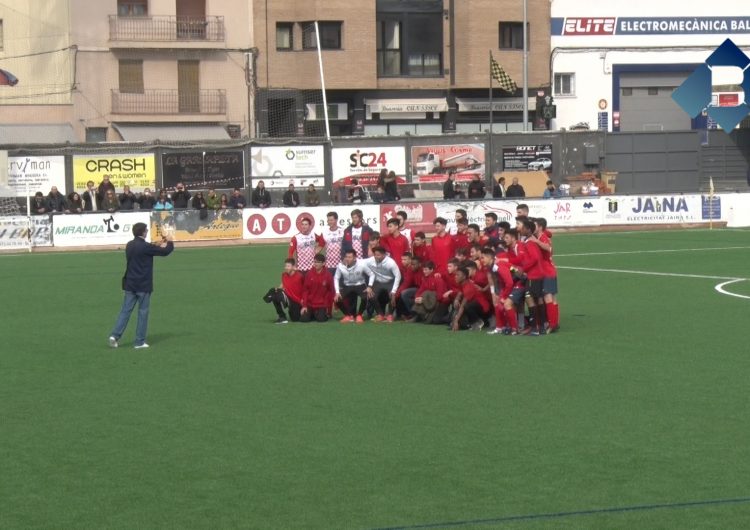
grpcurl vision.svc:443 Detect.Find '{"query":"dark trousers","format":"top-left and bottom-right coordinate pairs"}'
top-left (396, 287), bottom-right (417, 317)
top-left (300, 307), bottom-right (328, 322)
top-left (372, 281), bottom-right (394, 316)
top-left (459, 301), bottom-right (490, 328)
top-left (338, 284), bottom-right (368, 316)
top-left (272, 291), bottom-right (301, 322)
top-left (431, 302), bottom-right (453, 325)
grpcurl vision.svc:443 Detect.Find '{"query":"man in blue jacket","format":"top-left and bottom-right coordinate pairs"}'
top-left (109, 222), bottom-right (174, 349)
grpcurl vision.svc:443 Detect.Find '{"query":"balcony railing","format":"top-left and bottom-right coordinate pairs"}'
top-left (109, 15), bottom-right (225, 42)
top-left (111, 89), bottom-right (227, 114)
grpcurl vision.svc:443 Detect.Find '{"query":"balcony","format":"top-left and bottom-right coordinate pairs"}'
top-left (111, 89), bottom-right (227, 115)
top-left (109, 15), bottom-right (225, 44)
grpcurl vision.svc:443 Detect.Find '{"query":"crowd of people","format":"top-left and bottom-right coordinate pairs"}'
top-left (265, 204), bottom-right (561, 335)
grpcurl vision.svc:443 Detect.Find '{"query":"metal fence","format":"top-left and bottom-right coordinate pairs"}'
top-left (109, 15), bottom-right (225, 42)
top-left (111, 89), bottom-right (227, 115)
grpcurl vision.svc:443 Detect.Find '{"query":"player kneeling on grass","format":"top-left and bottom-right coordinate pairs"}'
top-left (263, 258), bottom-right (304, 324)
top-left (334, 249), bottom-right (371, 323)
top-left (300, 254), bottom-right (335, 322)
top-left (451, 267), bottom-right (492, 332)
top-left (412, 260), bottom-right (446, 323)
top-left (483, 249), bottom-right (519, 335)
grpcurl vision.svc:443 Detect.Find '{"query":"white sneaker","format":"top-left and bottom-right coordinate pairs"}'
top-left (108, 336), bottom-right (118, 348)
top-left (486, 328), bottom-right (503, 335)
top-left (134, 343), bottom-right (150, 349)
top-left (471, 320), bottom-right (485, 331)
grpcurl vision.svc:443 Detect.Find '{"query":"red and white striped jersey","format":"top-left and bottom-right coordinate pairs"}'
top-left (322, 226), bottom-right (344, 269)
top-left (288, 232), bottom-right (325, 271)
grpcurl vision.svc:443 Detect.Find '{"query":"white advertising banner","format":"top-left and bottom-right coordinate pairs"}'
top-left (0, 216), bottom-right (53, 249)
top-left (243, 205), bottom-right (381, 240)
top-left (331, 146), bottom-right (406, 184)
top-left (250, 145), bottom-right (325, 189)
top-left (601, 194), bottom-right (703, 225)
top-left (524, 198), bottom-right (603, 227)
top-left (52, 212), bottom-right (150, 247)
top-left (8, 156), bottom-right (66, 196)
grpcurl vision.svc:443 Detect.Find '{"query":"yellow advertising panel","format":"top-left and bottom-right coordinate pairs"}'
top-left (73, 154), bottom-right (156, 192)
top-left (150, 210), bottom-right (244, 242)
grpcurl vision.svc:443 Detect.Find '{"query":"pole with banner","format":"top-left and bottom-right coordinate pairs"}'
top-left (488, 50), bottom-right (494, 135)
top-left (709, 176), bottom-right (715, 230)
top-left (488, 51), bottom-right (494, 192)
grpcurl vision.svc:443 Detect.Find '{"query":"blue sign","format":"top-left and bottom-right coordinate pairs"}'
top-left (597, 112), bottom-right (608, 130)
top-left (701, 196), bottom-right (721, 220)
top-left (672, 39), bottom-right (750, 132)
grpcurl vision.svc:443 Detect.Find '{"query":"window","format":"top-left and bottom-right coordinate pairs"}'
top-left (117, 0), bottom-right (147, 16)
top-left (118, 60), bottom-right (144, 94)
top-left (377, 19), bottom-right (401, 76)
top-left (648, 87), bottom-right (659, 95)
top-left (302, 22), bottom-right (342, 50)
top-left (621, 87), bottom-right (633, 96)
top-left (499, 22), bottom-right (528, 50)
top-left (554, 73), bottom-right (575, 96)
top-left (276, 22), bottom-right (293, 50)
top-left (86, 128), bottom-right (108, 143)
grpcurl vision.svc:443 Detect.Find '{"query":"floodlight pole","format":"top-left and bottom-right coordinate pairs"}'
top-left (314, 21), bottom-right (331, 142)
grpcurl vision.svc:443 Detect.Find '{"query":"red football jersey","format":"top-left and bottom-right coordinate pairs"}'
top-left (452, 232), bottom-right (470, 252)
top-left (416, 272), bottom-right (446, 298)
top-left (536, 233), bottom-right (557, 278)
top-left (281, 271), bottom-right (304, 304)
top-left (381, 233), bottom-right (411, 270)
top-left (520, 240), bottom-right (545, 280)
top-left (412, 242), bottom-right (432, 264)
top-left (430, 233), bottom-right (455, 274)
top-left (461, 281), bottom-right (491, 313)
top-left (301, 267), bottom-right (334, 309)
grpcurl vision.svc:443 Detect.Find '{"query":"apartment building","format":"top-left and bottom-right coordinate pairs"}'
top-left (253, 0), bottom-right (551, 136)
top-left (0, 0), bottom-right (253, 144)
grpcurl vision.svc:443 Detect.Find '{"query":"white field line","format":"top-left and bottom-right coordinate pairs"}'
top-left (715, 279), bottom-right (750, 300)
top-left (558, 265), bottom-right (750, 301)
top-left (555, 246), bottom-right (750, 258)
top-left (556, 265), bottom-right (742, 281)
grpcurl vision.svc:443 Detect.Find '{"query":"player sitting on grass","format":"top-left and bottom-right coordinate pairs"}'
top-left (395, 253), bottom-right (421, 319)
top-left (263, 258), bottom-right (304, 324)
top-left (451, 267), bottom-right (491, 332)
top-left (300, 254), bottom-right (334, 322)
top-left (334, 249), bottom-right (371, 323)
top-left (412, 260), bottom-right (446, 323)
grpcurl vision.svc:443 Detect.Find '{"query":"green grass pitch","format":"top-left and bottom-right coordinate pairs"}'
top-left (2, 228), bottom-right (750, 529)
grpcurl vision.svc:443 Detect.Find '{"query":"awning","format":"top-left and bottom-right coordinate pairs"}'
top-left (456, 97), bottom-right (536, 113)
top-left (113, 124), bottom-right (231, 142)
top-left (0, 123), bottom-right (77, 144)
top-left (365, 98), bottom-right (448, 113)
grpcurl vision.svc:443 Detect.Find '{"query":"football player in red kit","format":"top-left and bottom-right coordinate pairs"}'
top-left (300, 254), bottom-right (335, 322)
top-left (483, 249), bottom-right (519, 335)
top-left (289, 217), bottom-right (325, 273)
top-left (411, 231), bottom-right (432, 264)
top-left (381, 218), bottom-right (411, 271)
top-left (529, 217), bottom-right (560, 333)
top-left (518, 219), bottom-right (546, 335)
top-left (452, 218), bottom-right (470, 252)
top-left (266, 258), bottom-right (305, 324)
top-left (451, 267), bottom-right (492, 331)
top-left (431, 217), bottom-right (455, 274)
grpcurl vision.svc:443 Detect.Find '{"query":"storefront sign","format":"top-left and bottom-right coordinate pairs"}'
top-left (0, 216), bottom-right (52, 249)
top-left (161, 151), bottom-right (245, 190)
top-left (455, 98), bottom-right (536, 112)
top-left (411, 144), bottom-right (485, 183)
top-left (250, 145), bottom-right (325, 189)
top-left (150, 210), bottom-right (244, 242)
top-left (7, 156), bottom-right (66, 196)
top-left (73, 154), bottom-right (156, 192)
top-left (52, 212), bottom-right (150, 247)
top-left (331, 146), bottom-right (406, 185)
top-left (552, 17), bottom-right (750, 36)
top-left (502, 145), bottom-right (553, 172)
top-left (601, 195), bottom-right (702, 224)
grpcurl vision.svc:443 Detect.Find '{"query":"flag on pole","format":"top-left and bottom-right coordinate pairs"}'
top-left (709, 176), bottom-right (715, 194)
top-left (490, 54), bottom-right (517, 93)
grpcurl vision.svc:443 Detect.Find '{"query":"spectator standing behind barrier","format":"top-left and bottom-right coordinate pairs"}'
top-left (377, 168), bottom-right (387, 191)
top-left (171, 182), bottom-right (191, 209)
top-left (154, 189), bottom-right (174, 211)
top-left (108, 222), bottom-right (174, 349)
top-left (102, 189), bottom-right (120, 212)
top-left (542, 180), bottom-right (557, 199)
top-left (506, 177), bottom-right (526, 198)
top-left (229, 187), bottom-right (247, 209)
top-left (251, 181), bottom-right (271, 208)
top-left (82, 181), bottom-right (100, 211)
top-left (492, 176), bottom-right (506, 198)
top-left (119, 185), bottom-right (137, 210)
top-left (443, 172), bottom-right (459, 199)
top-left (138, 188), bottom-right (156, 210)
top-left (98, 175), bottom-right (115, 201)
top-left (206, 188), bottom-right (220, 210)
top-left (31, 192), bottom-right (48, 214)
top-left (47, 186), bottom-right (68, 213)
top-left (305, 184), bottom-right (320, 206)
top-left (67, 192), bottom-right (84, 213)
top-left (282, 183), bottom-right (300, 207)
top-left (348, 178), bottom-right (366, 204)
top-left (467, 174), bottom-right (486, 199)
top-left (192, 191), bottom-right (207, 210)
top-left (384, 170), bottom-right (400, 202)
top-left (219, 193), bottom-right (229, 209)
